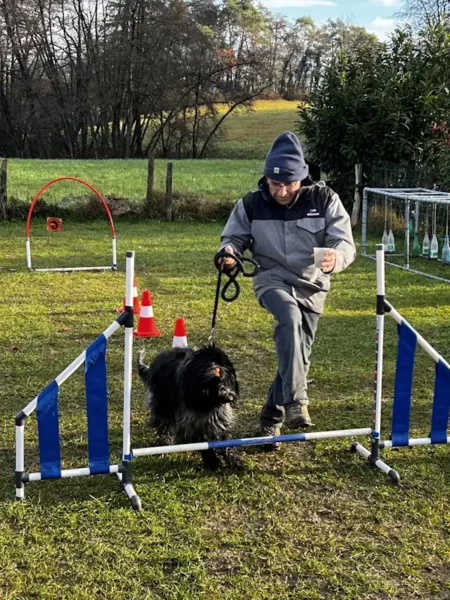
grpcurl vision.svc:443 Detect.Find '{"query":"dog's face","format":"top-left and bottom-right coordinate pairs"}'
top-left (181, 344), bottom-right (239, 412)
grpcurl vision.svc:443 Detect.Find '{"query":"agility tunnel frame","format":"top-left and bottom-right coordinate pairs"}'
top-left (15, 248), bottom-right (450, 510)
top-left (26, 176), bottom-right (117, 272)
top-left (353, 244), bottom-right (450, 479)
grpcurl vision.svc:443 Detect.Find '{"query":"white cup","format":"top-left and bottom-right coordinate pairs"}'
top-left (313, 247), bottom-right (328, 269)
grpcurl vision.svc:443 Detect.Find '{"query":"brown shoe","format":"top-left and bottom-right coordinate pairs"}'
top-left (285, 403), bottom-right (312, 428)
top-left (258, 425), bottom-right (282, 452)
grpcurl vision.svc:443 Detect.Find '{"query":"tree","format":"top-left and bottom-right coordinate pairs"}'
top-left (396, 0), bottom-right (450, 29)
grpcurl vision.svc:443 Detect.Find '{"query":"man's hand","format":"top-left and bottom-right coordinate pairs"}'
top-left (221, 245), bottom-right (237, 270)
top-left (320, 249), bottom-right (336, 273)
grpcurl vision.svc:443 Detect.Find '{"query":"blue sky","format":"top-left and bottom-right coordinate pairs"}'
top-left (260, 0), bottom-right (402, 40)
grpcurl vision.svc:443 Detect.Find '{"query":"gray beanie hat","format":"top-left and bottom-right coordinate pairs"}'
top-left (263, 131), bottom-right (308, 183)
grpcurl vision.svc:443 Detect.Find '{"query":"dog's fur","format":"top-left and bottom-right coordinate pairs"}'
top-left (137, 344), bottom-right (243, 470)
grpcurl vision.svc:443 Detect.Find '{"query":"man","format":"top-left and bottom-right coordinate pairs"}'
top-left (218, 131), bottom-right (356, 449)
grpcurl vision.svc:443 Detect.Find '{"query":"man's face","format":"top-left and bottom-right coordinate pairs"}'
top-left (267, 178), bottom-right (301, 205)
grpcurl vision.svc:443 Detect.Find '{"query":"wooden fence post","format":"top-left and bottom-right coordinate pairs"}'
top-left (0, 159), bottom-right (7, 220)
top-left (165, 162), bottom-right (173, 221)
top-left (145, 152), bottom-right (155, 213)
top-left (351, 163), bottom-right (363, 227)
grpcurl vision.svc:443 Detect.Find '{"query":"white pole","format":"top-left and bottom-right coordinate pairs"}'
top-left (404, 200), bottom-right (410, 269)
top-left (132, 428), bottom-right (372, 457)
top-left (15, 425), bottom-right (25, 500)
top-left (112, 236), bottom-right (117, 270)
top-left (372, 244), bottom-right (385, 454)
top-left (122, 251), bottom-right (135, 461)
top-left (27, 465), bottom-right (120, 481)
top-left (382, 437), bottom-right (450, 448)
top-left (361, 188), bottom-right (368, 256)
top-left (34, 266), bottom-right (114, 272)
top-left (26, 238), bottom-right (32, 270)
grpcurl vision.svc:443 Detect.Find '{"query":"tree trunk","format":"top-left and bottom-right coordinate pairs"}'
top-left (165, 162), bottom-right (173, 221)
top-left (146, 152), bottom-right (155, 212)
top-left (0, 159), bottom-right (7, 220)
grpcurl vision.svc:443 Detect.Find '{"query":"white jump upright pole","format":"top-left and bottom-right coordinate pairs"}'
top-left (117, 250), bottom-right (141, 510)
top-left (352, 244), bottom-right (400, 484)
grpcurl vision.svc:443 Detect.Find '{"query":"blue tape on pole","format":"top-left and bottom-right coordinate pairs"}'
top-left (85, 334), bottom-right (110, 475)
top-left (391, 322), bottom-right (417, 446)
top-left (36, 380), bottom-right (61, 479)
top-left (430, 360), bottom-right (450, 444)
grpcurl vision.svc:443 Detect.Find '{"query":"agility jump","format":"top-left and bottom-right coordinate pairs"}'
top-left (26, 176), bottom-right (117, 272)
top-left (15, 251), bottom-right (138, 508)
top-left (353, 244), bottom-right (450, 479)
top-left (15, 248), bottom-right (450, 510)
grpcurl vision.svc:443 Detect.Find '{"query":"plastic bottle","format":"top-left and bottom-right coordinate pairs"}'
top-left (409, 213), bottom-right (415, 239)
top-left (387, 228), bottom-right (395, 253)
top-left (430, 233), bottom-right (439, 259)
top-left (442, 236), bottom-right (450, 265)
top-left (382, 229), bottom-right (389, 251)
top-left (412, 232), bottom-right (421, 257)
top-left (422, 231), bottom-right (430, 258)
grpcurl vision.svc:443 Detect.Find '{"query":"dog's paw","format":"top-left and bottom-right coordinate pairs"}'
top-left (229, 458), bottom-right (244, 471)
top-left (201, 449), bottom-right (220, 470)
top-left (222, 447), bottom-right (244, 471)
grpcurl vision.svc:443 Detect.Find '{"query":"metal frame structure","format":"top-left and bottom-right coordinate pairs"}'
top-left (361, 187), bottom-right (450, 284)
top-left (26, 176), bottom-right (117, 272)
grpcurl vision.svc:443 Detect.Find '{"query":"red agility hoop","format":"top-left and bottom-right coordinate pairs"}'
top-left (25, 177), bottom-right (118, 272)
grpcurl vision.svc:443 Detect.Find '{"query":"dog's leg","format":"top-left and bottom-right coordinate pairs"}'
top-left (219, 446), bottom-right (244, 471)
top-left (200, 449), bottom-right (220, 470)
top-left (150, 415), bottom-right (174, 446)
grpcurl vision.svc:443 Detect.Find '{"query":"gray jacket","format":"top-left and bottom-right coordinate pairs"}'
top-left (220, 178), bottom-right (356, 314)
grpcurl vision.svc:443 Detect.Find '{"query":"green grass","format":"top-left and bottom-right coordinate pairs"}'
top-left (210, 100), bottom-right (302, 160)
top-left (1, 220), bottom-right (450, 599)
top-left (7, 159), bottom-right (264, 205)
top-left (5, 100), bottom-right (302, 206)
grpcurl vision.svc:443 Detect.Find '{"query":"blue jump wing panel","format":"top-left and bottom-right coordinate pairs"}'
top-left (391, 322), bottom-right (417, 447)
top-left (36, 380), bottom-right (61, 479)
top-left (85, 334), bottom-right (110, 475)
top-left (430, 360), bottom-right (450, 444)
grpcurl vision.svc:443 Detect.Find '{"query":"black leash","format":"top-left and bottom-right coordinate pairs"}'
top-left (210, 249), bottom-right (259, 342)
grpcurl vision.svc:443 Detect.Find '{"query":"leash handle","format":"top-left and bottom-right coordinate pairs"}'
top-left (213, 249), bottom-right (259, 279)
top-left (213, 249), bottom-right (259, 302)
top-left (210, 249), bottom-right (259, 340)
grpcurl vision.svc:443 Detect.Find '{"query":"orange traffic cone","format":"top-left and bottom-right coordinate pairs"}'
top-left (133, 290), bottom-right (161, 338)
top-left (172, 318), bottom-right (188, 348)
top-left (117, 276), bottom-right (141, 315)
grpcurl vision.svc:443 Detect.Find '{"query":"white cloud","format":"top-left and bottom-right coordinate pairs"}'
top-left (261, 0), bottom-right (336, 6)
top-left (372, 0), bottom-right (398, 6)
top-left (366, 16), bottom-right (396, 40)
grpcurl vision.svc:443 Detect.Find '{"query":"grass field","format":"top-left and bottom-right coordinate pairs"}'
top-left (1, 221), bottom-right (450, 599)
top-left (209, 100), bottom-right (302, 160)
top-left (4, 100), bottom-right (301, 206)
top-left (7, 158), bottom-right (264, 205)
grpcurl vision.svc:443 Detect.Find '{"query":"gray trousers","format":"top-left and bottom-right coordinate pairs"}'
top-left (260, 289), bottom-right (320, 427)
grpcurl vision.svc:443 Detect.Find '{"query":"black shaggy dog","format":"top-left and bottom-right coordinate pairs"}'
top-left (138, 344), bottom-right (243, 471)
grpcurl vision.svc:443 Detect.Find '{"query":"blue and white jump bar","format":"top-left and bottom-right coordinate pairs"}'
top-left (353, 244), bottom-right (450, 482)
top-left (132, 428), bottom-right (372, 458)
